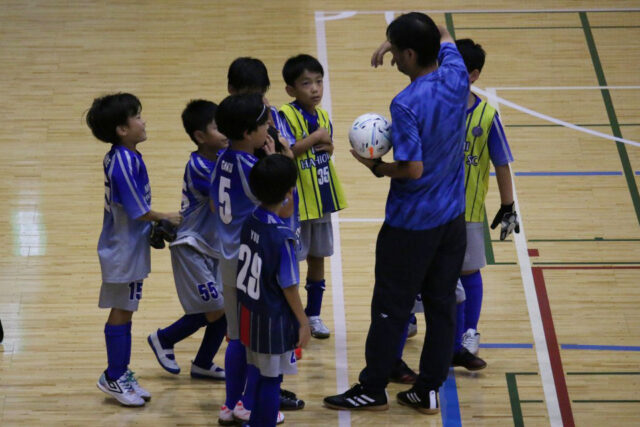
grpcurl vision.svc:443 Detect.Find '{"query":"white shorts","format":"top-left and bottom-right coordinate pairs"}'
top-left (220, 257), bottom-right (239, 339)
top-left (298, 213), bottom-right (334, 260)
top-left (462, 222), bottom-right (487, 271)
top-left (99, 281), bottom-right (144, 312)
top-left (246, 348), bottom-right (298, 378)
top-left (170, 244), bottom-right (224, 314)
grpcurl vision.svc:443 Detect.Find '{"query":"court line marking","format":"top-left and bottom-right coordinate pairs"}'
top-left (315, 11), bottom-right (351, 427)
top-left (487, 88), bottom-right (564, 427)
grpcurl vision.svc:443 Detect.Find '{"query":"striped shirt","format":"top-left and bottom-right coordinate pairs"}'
top-left (98, 145), bottom-right (151, 283)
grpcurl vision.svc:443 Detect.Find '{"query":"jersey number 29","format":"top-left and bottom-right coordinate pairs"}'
top-left (237, 244), bottom-right (262, 300)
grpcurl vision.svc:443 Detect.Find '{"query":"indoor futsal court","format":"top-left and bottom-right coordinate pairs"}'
top-left (1, 1), bottom-right (640, 426)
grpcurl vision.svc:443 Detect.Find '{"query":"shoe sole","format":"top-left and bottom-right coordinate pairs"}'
top-left (397, 397), bottom-right (439, 415)
top-left (96, 382), bottom-right (145, 407)
top-left (311, 332), bottom-right (330, 339)
top-left (190, 372), bottom-right (226, 381)
top-left (323, 401), bottom-right (389, 411)
top-left (280, 401), bottom-right (305, 411)
top-left (147, 334), bottom-right (180, 375)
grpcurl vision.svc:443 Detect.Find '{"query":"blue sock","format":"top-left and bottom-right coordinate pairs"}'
top-left (396, 319), bottom-right (410, 360)
top-left (224, 339), bottom-right (247, 409)
top-left (249, 375), bottom-right (281, 427)
top-left (242, 364), bottom-right (260, 411)
top-left (158, 313), bottom-right (207, 348)
top-left (304, 279), bottom-right (325, 317)
top-left (454, 302), bottom-right (465, 353)
top-left (461, 271), bottom-right (483, 330)
top-left (105, 323), bottom-right (129, 380)
top-left (124, 321), bottom-right (132, 368)
top-left (193, 316), bottom-right (227, 369)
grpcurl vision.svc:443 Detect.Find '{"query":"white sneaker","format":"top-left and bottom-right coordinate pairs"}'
top-left (218, 404), bottom-right (235, 426)
top-left (309, 316), bottom-right (330, 339)
top-left (97, 371), bottom-right (145, 407)
top-left (190, 361), bottom-right (225, 380)
top-left (462, 328), bottom-right (480, 355)
top-left (232, 401), bottom-right (285, 424)
top-left (147, 330), bottom-right (180, 374)
top-left (126, 370), bottom-right (151, 401)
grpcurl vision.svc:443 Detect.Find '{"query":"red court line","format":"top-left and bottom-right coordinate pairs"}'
top-left (532, 267), bottom-right (575, 427)
top-left (533, 265), bottom-right (640, 426)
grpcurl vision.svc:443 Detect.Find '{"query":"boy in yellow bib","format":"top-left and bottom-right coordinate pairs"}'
top-left (280, 54), bottom-right (347, 339)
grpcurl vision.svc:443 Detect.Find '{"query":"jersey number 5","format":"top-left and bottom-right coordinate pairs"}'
top-left (237, 244), bottom-right (261, 300)
top-left (219, 176), bottom-right (232, 224)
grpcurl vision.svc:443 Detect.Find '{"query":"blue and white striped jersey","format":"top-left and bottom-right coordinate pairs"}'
top-left (98, 145), bottom-right (151, 283)
top-left (171, 151), bottom-right (220, 258)
top-left (210, 148), bottom-right (259, 260)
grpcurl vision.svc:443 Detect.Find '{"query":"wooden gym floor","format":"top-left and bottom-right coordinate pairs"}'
top-left (0, 1), bottom-right (639, 426)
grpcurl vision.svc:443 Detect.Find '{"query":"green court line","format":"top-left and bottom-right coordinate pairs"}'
top-left (445, 12), bottom-right (456, 38)
top-left (506, 372), bottom-right (539, 427)
top-left (581, 12), bottom-right (640, 227)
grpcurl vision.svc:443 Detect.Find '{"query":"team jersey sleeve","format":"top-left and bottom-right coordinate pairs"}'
top-left (437, 43), bottom-right (470, 99)
top-left (188, 156), bottom-right (214, 196)
top-left (390, 101), bottom-right (422, 162)
top-left (487, 114), bottom-right (514, 166)
top-left (277, 238), bottom-right (299, 289)
top-left (110, 150), bottom-right (151, 219)
top-left (238, 156), bottom-right (260, 204)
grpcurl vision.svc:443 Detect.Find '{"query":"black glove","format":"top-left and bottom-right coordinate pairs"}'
top-left (490, 202), bottom-right (520, 240)
top-left (149, 219), bottom-right (177, 249)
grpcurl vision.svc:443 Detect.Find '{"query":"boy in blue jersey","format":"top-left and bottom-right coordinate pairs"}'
top-left (325, 14), bottom-right (468, 415)
top-left (237, 154), bottom-right (311, 427)
top-left (147, 100), bottom-right (228, 380)
top-left (211, 93), bottom-right (287, 425)
top-left (86, 93), bottom-right (182, 407)
top-left (280, 54), bottom-right (348, 340)
top-left (227, 57), bottom-right (306, 415)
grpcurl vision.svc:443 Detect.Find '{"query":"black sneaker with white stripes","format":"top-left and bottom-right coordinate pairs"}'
top-left (397, 386), bottom-right (440, 414)
top-left (323, 383), bottom-right (388, 411)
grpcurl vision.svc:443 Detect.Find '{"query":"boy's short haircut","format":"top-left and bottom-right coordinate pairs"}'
top-left (386, 12), bottom-right (440, 67)
top-left (215, 93), bottom-right (269, 141)
top-left (282, 54), bottom-right (324, 86)
top-left (455, 38), bottom-right (486, 73)
top-left (228, 57), bottom-right (270, 94)
top-left (181, 99), bottom-right (218, 144)
top-left (249, 154), bottom-right (297, 205)
top-left (86, 93), bottom-right (141, 144)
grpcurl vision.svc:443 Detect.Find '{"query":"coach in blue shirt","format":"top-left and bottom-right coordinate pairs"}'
top-left (324, 12), bottom-right (469, 415)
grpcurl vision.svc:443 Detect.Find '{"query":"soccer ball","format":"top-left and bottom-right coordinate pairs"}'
top-left (348, 113), bottom-right (392, 159)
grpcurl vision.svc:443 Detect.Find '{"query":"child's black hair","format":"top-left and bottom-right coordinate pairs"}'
top-left (249, 154), bottom-right (298, 205)
top-left (386, 12), bottom-right (440, 67)
top-left (86, 93), bottom-right (141, 144)
top-left (228, 57), bottom-right (271, 94)
top-left (282, 54), bottom-right (324, 86)
top-left (215, 93), bottom-right (268, 141)
top-left (181, 99), bottom-right (218, 145)
top-left (455, 38), bottom-right (486, 74)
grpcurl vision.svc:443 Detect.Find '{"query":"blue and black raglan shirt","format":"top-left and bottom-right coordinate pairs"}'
top-left (98, 145), bottom-right (152, 283)
top-left (171, 151), bottom-right (220, 258)
top-left (210, 148), bottom-right (259, 260)
top-left (385, 42), bottom-right (469, 230)
top-left (463, 95), bottom-right (514, 222)
top-left (280, 101), bottom-right (347, 221)
top-left (238, 206), bottom-right (300, 355)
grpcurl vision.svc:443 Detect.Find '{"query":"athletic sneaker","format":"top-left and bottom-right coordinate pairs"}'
top-left (323, 383), bottom-right (389, 411)
top-left (389, 359), bottom-right (417, 384)
top-left (397, 387), bottom-right (440, 414)
top-left (232, 401), bottom-right (285, 424)
top-left (190, 361), bottom-right (225, 380)
top-left (126, 370), bottom-right (151, 401)
top-left (97, 370), bottom-right (145, 407)
top-left (308, 316), bottom-right (330, 339)
top-left (452, 348), bottom-right (487, 371)
top-left (407, 315), bottom-right (417, 338)
top-left (147, 330), bottom-right (180, 374)
top-left (218, 404), bottom-right (235, 426)
top-left (462, 328), bottom-right (480, 355)
top-left (280, 388), bottom-right (305, 410)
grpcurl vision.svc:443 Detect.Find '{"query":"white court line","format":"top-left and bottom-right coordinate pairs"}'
top-left (486, 89), bottom-right (562, 426)
top-left (315, 11), bottom-right (351, 427)
top-left (492, 85), bottom-right (640, 91)
top-left (317, 8), bottom-right (640, 20)
top-left (474, 86), bottom-right (640, 148)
